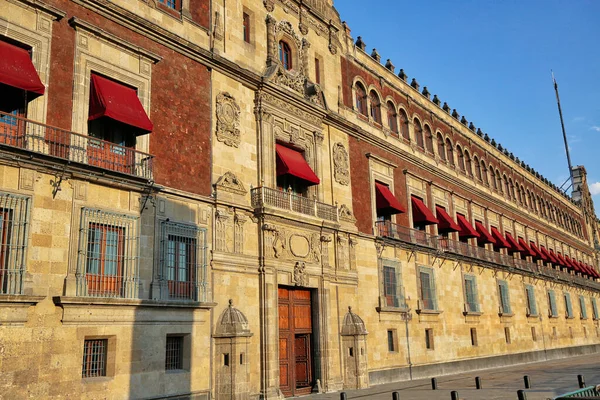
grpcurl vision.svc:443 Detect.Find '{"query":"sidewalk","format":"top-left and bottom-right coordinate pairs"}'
top-left (303, 353), bottom-right (600, 399)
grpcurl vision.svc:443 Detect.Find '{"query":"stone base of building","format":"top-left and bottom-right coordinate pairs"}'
top-left (369, 344), bottom-right (600, 385)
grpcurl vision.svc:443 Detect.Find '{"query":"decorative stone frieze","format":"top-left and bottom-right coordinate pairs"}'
top-left (293, 261), bottom-right (307, 286)
top-left (339, 204), bottom-right (356, 222)
top-left (333, 143), bottom-right (350, 185)
top-left (216, 92), bottom-right (241, 147)
top-left (215, 171), bottom-right (247, 195)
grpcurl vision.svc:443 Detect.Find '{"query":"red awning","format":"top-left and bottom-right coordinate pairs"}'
top-left (539, 246), bottom-right (552, 263)
top-left (505, 232), bottom-right (524, 253)
top-left (529, 242), bottom-right (544, 261)
top-left (555, 252), bottom-right (568, 268)
top-left (275, 144), bottom-right (320, 185)
top-left (456, 214), bottom-right (479, 239)
top-left (411, 196), bottom-right (438, 225)
top-left (548, 249), bottom-right (559, 265)
top-left (491, 227), bottom-right (510, 248)
top-left (518, 238), bottom-right (536, 258)
top-left (589, 265), bottom-right (600, 278)
top-left (565, 256), bottom-right (578, 272)
top-left (88, 74), bottom-right (153, 134)
top-left (475, 221), bottom-right (496, 244)
top-left (375, 182), bottom-right (406, 215)
top-left (579, 262), bottom-right (593, 276)
top-left (435, 206), bottom-right (460, 233)
top-left (0, 40), bottom-right (45, 97)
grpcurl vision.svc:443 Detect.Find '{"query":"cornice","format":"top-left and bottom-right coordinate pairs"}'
top-left (7, 0), bottom-right (66, 20)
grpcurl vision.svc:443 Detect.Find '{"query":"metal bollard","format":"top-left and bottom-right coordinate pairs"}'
top-left (340, 392), bottom-right (347, 400)
top-left (578, 374), bottom-right (586, 389)
top-left (517, 389), bottom-right (527, 400)
top-left (523, 375), bottom-right (531, 389)
top-left (431, 377), bottom-right (438, 390)
top-left (451, 391), bottom-right (459, 400)
top-left (392, 392), bottom-right (400, 400)
top-left (475, 376), bottom-right (482, 389)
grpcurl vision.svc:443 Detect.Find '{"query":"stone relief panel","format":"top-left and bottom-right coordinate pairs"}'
top-left (215, 209), bottom-right (232, 253)
top-left (333, 142), bottom-right (350, 185)
top-left (293, 261), bottom-right (307, 286)
top-left (339, 204), bottom-right (356, 223)
top-left (215, 171), bottom-right (247, 195)
top-left (337, 233), bottom-right (348, 270)
top-left (262, 223), bottom-right (321, 263)
top-left (215, 92), bottom-right (241, 147)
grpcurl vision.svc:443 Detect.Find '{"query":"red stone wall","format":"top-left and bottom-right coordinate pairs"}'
top-left (43, 0), bottom-right (212, 196)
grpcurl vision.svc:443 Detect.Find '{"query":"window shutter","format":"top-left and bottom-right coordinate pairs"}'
top-left (472, 277), bottom-right (479, 312)
top-left (549, 291), bottom-right (557, 317)
top-left (526, 286), bottom-right (537, 316)
top-left (592, 298), bottom-right (599, 319)
top-left (430, 271), bottom-right (438, 311)
top-left (579, 296), bottom-right (587, 319)
top-left (565, 294), bottom-right (573, 318)
top-left (502, 283), bottom-right (511, 314)
top-left (396, 265), bottom-right (405, 308)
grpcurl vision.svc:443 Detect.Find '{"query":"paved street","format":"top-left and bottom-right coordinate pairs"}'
top-left (305, 353), bottom-right (600, 400)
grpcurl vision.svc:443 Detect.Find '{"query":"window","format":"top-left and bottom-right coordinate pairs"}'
top-left (425, 328), bottom-right (434, 350)
top-left (369, 91), bottom-right (381, 123)
top-left (387, 102), bottom-right (398, 134)
top-left (387, 330), bottom-right (397, 352)
top-left (531, 327), bottom-right (537, 341)
top-left (77, 208), bottom-right (139, 298)
top-left (504, 327), bottom-right (511, 344)
top-left (552, 326), bottom-right (557, 339)
top-left (548, 290), bottom-right (558, 317)
top-left (445, 138), bottom-right (454, 165)
top-left (399, 109), bottom-right (409, 141)
top-left (497, 280), bottom-right (511, 315)
top-left (314, 57), bottom-right (321, 84)
top-left (470, 328), bottom-right (478, 346)
top-left (592, 298), bottom-right (599, 320)
top-left (464, 275), bottom-right (479, 313)
top-left (414, 118), bottom-right (424, 149)
top-left (275, 143), bottom-right (319, 197)
top-left (160, 221), bottom-right (206, 301)
top-left (564, 292), bottom-right (573, 318)
top-left (382, 262), bottom-right (406, 308)
top-left (424, 125), bottom-right (434, 154)
top-left (464, 151), bottom-right (472, 176)
top-left (278, 41), bottom-right (292, 70)
top-left (481, 161), bottom-right (489, 185)
top-left (243, 12), bottom-right (251, 43)
top-left (579, 296), bottom-right (587, 319)
top-left (457, 145), bottom-right (465, 172)
top-left (157, 0), bottom-right (180, 9)
top-left (0, 193), bottom-right (30, 295)
top-left (82, 339), bottom-right (107, 378)
top-left (525, 285), bottom-right (537, 316)
top-left (490, 168), bottom-right (497, 190)
top-left (437, 133), bottom-right (445, 161)
top-left (569, 327), bottom-right (573, 339)
top-left (355, 82), bottom-right (367, 116)
top-left (165, 336), bottom-right (184, 370)
top-left (419, 267), bottom-right (437, 311)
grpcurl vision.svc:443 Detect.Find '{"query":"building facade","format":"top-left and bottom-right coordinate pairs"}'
top-left (0, 0), bottom-right (599, 398)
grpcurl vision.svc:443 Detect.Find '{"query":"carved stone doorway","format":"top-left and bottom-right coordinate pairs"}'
top-left (278, 286), bottom-right (315, 397)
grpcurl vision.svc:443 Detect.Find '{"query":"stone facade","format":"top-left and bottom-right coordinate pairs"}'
top-left (0, 0), bottom-right (599, 399)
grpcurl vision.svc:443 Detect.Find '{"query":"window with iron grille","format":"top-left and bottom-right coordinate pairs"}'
top-left (77, 208), bottom-right (139, 298)
top-left (579, 295), bottom-right (587, 319)
top-left (548, 290), bottom-right (558, 317)
top-left (592, 297), bottom-right (599, 320)
top-left (425, 328), bottom-right (434, 350)
top-left (82, 339), bottom-right (107, 378)
top-left (464, 275), bottom-right (479, 312)
top-left (0, 192), bottom-right (30, 295)
top-left (165, 336), bottom-right (184, 370)
top-left (419, 267), bottom-right (437, 311)
top-left (525, 285), bottom-right (537, 316)
top-left (504, 327), bottom-right (511, 344)
top-left (160, 221), bottom-right (207, 301)
top-left (564, 292), bottom-right (573, 318)
top-left (497, 280), bottom-right (511, 315)
top-left (381, 260), bottom-right (406, 308)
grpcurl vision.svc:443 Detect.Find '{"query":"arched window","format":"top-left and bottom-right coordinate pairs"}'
top-left (474, 156), bottom-right (482, 180)
top-left (399, 109), bottom-right (409, 141)
top-left (456, 145), bottom-right (465, 172)
top-left (497, 170), bottom-right (503, 193)
top-left (387, 101), bottom-right (398, 134)
top-left (464, 150), bottom-right (472, 176)
top-left (424, 125), bottom-right (434, 153)
top-left (490, 167), bottom-right (497, 190)
top-left (278, 40), bottom-right (292, 70)
top-left (369, 91), bottom-right (381, 123)
top-left (445, 138), bottom-right (454, 165)
top-left (355, 82), bottom-right (367, 116)
top-left (481, 161), bottom-right (489, 185)
top-left (414, 118), bottom-right (424, 149)
top-left (508, 178), bottom-right (514, 200)
top-left (517, 185), bottom-right (523, 204)
top-left (437, 133), bottom-right (446, 160)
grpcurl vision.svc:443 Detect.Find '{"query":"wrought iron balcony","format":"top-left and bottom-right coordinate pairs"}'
top-left (375, 220), bottom-right (440, 249)
top-left (0, 111), bottom-right (153, 179)
top-left (251, 186), bottom-right (338, 222)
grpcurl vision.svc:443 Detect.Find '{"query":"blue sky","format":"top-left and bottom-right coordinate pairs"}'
top-left (334, 1), bottom-right (600, 217)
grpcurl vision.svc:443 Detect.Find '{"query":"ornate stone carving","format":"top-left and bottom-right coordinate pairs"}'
top-left (263, 0), bottom-right (275, 12)
top-left (260, 92), bottom-right (322, 127)
top-left (293, 261), bottom-right (307, 286)
top-left (333, 143), bottom-right (350, 185)
top-left (215, 171), bottom-right (247, 195)
top-left (339, 204), bottom-right (356, 223)
top-left (264, 224), bottom-right (286, 258)
top-left (290, 234), bottom-right (310, 258)
top-left (216, 92), bottom-right (241, 147)
top-left (310, 233), bottom-right (320, 262)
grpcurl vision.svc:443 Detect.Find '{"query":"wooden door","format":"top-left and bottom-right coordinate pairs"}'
top-left (278, 287), bottom-right (314, 397)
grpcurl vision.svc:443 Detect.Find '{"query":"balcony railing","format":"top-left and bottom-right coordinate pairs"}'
top-left (251, 186), bottom-right (338, 222)
top-left (376, 220), bottom-right (600, 290)
top-left (0, 111), bottom-right (153, 179)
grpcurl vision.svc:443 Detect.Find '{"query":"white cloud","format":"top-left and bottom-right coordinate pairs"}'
top-left (591, 126), bottom-right (600, 132)
top-left (572, 116), bottom-right (585, 122)
top-left (590, 182), bottom-right (600, 195)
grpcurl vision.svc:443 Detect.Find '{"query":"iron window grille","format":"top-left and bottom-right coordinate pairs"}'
top-left (0, 192), bottom-right (30, 295)
top-left (381, 260), bottom-right (406, 308)
top-left (548, 290), bottom-right (558, 317)
top-left (82, 339), bottom-right (107, 378)
top-left (579, 295), bottom-right (587, 319)
top-left (564, 292), bottom-right (574, 318)
top-left (76, 208), bottom-right (140, 298)
top-left (165, 336), bottom-right (184, 370)
top-left (159, 221), bottom-right (207, 302)
top-left (498, 280), bottom-right (511, 314)
top-left (419, 267), bottom-right (437, 311)
top-left (464, 275), bottom-right (479, 312)
top-left (157, 0), bottom-right (180, 10)
top-left (525, 285), bottom-right (537, 316)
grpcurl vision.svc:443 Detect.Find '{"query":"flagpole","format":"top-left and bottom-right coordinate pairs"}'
top-left (552, 71), bottom-right (573, 189)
